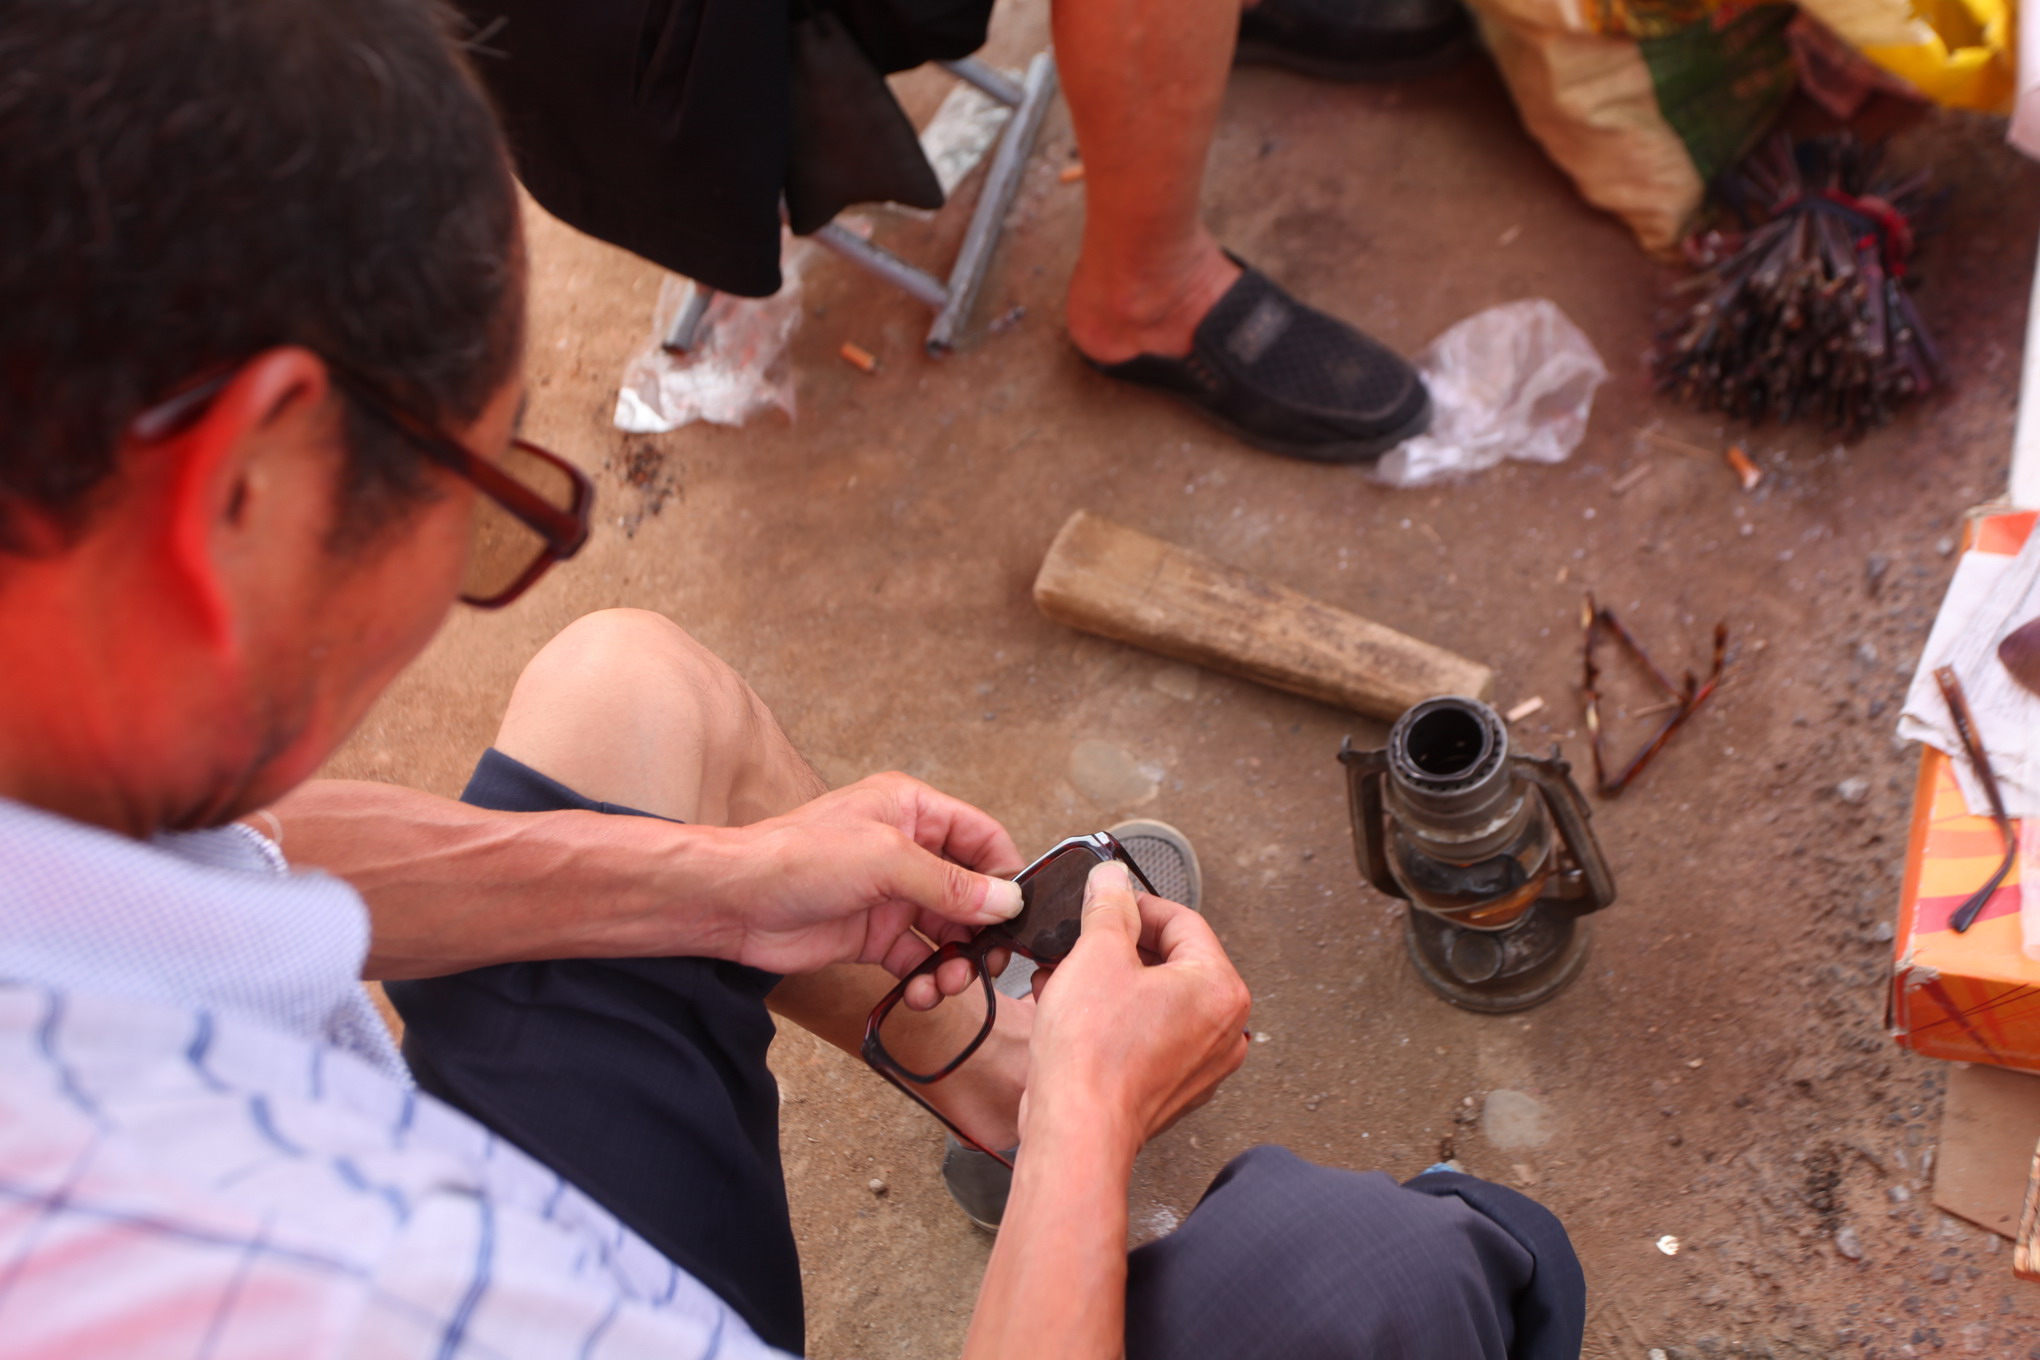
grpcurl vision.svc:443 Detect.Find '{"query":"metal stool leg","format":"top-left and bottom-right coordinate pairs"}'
top-left (939, 57), bottom-right (1026, 108)
top-left (926, 52), bottom-right (1057, 354)
top-left (810, 223), bottom-right (949, 309)
top-left (754, 52), bottom-right (1059, 355)
top-left (661, 283), bottom-right (716, 353)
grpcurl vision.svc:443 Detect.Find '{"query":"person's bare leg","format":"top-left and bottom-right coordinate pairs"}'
top-left (1057, 0), bottom-right (1245, 364)
top-left (493, 607), bottom-right (1025, 1149)
top-left (493, 608), bottom-right (821, 825)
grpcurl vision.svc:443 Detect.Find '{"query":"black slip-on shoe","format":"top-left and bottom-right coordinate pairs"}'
top-left (1237, 0), bottom-right (1477, 82)
top-left (1084, 264), bottom-right (1431, 465)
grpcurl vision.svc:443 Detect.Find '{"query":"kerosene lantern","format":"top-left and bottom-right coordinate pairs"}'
top-left (1340, 696), bottom-right (1616, 1012)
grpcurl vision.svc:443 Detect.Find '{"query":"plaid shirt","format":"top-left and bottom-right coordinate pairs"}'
top-left (0, 798), bottom-right (789, 1360)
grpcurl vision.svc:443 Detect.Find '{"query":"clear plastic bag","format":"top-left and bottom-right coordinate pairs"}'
top-left (613, 245), bottom-right (810, 433)
top-left (1371, 298), bottom-right (1608, 489)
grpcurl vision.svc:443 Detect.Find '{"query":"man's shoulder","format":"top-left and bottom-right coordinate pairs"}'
top-left (0, 984), bottom-right (784, 1359)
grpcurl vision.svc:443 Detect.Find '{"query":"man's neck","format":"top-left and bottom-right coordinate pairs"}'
top-left (0, 728), bottom-right (154, 839)
top-left (0, 575), bottom-right (181, 838)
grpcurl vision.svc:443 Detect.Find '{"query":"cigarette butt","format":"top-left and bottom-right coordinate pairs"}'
top-left (1059, 163), bottom-right (1086, 184)
top-left (1505, 696), bottom-right (1546, 724)
top-left (1611, 463), bottom-right (1654, 495)
top-left (1724, 444), bottom-right (1761, 490)
top-left (838, 341), bottom-right (879, 374)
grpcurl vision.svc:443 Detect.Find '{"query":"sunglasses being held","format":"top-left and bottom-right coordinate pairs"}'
top-left (861, 832), bottom-right (1160, 1168)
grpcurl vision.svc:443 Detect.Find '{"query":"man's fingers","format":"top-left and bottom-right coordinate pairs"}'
top-left (1079, 860), bottom-right (1142, 948)
top-left (1137, 891), bottom-right (1233, 967)
top-left (982, 946), bottom-right (1011, 984)
top-left (879, 774), bottom-right (1025, 879)
top-left (878, 928), bottom-right (935, 981)
top-left (933, 953), bottom-right (977, 997)
top-left (883, 831), bottom-right (1023, 928)
top-left (894, 954), bottom-right (977, 1010)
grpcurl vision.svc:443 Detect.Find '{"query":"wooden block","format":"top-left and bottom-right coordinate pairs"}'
top-left (1033, 511), bottom-right (1494, 721)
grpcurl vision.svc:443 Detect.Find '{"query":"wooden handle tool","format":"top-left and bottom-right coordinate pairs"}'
top-left (1032, 511), bottom-right (1494, 720)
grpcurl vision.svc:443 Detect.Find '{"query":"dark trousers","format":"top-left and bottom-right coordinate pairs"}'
top-left (389, 751), bottom-right (1587, 1359)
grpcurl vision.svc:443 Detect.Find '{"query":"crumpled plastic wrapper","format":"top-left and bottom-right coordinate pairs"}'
top-left (1371, 298), bottom-right (1609, 489)
top-left (613, 245), bottom-right (809, 433)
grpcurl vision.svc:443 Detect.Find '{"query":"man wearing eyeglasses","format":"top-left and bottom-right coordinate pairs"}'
top-left (0, 3), bottom-right (1582, 1357)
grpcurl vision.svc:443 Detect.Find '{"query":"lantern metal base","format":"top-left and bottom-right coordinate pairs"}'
top-left (1403, 907), bottom-right (1591, 1013)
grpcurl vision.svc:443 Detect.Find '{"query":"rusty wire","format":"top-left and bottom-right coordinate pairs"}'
top-left (1581, 594), bottom-right (1729, 795)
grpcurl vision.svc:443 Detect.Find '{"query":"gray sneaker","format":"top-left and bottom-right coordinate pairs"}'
top-left (1109, 819), bottom-right (1203, 911)
top-left (941, 1135), bottom-right (1022, 1233)
top-left (950, 821), bottom-right (1205, 1231)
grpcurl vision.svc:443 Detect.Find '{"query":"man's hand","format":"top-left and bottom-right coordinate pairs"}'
top-left (711, 772), bottom-right (1026, 981)
top-left (963, 861), bottom-right (1250, 1360)
top-left (1020, 859), bottom-right (1250, 1154)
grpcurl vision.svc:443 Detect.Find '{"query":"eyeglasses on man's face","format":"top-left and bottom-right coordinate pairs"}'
top-left (128, 357), bottom-right (593, 609)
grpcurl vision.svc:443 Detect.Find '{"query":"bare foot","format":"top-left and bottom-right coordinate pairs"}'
top-left (923, 994), bottom-right (1031, 1150)
top-left (1064, 234), bottom-right (1243, 365)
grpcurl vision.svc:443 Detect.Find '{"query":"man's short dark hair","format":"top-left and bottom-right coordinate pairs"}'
top-left (0, 0), bottom-right (525, 554)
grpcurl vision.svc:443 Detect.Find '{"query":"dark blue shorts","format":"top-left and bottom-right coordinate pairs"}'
top-left (384, 749), bottom-right (802, 1352)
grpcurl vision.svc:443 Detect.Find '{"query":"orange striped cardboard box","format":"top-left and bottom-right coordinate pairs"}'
top-left (1892, 510), bottom-right (2040, 1071)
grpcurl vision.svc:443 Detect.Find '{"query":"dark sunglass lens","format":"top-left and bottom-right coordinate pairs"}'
top-left (1007, 845), bottom-right (1108, 964)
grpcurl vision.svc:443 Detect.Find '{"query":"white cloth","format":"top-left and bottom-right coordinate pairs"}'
top-left (1898, 532), bottom-right (2040, 818)
top-left (0, 798), bottom-right (789, 1360)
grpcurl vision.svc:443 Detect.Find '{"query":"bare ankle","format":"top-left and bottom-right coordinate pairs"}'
top-left (1066, 247), bottom-right (1242, 364)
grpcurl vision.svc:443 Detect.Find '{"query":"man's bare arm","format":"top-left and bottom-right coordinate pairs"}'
top-left (268, 775), bottom-right (1024, 980)
top-left (270, 780), bottom-right (741, 977)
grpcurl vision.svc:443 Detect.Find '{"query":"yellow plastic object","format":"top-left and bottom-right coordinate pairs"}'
top-left (1801, 0), bottom-right (2015, 112)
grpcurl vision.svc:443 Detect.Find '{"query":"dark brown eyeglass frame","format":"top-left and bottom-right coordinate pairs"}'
top-left (127, 359), bottom-right (593, 609)
top-left (860, 832), bottom-right (1158, 1169)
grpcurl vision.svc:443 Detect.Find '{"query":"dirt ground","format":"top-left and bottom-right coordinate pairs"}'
top-left (328, 5), bottom-right (2040, 1356)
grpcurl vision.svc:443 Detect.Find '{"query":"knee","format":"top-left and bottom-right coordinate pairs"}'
top-left (515, 609), bottom-right (755, 736)
top-left (541, 609), bottom-right (721, 680)
top-left (1128, 1151), bottom-right (1572, 1360)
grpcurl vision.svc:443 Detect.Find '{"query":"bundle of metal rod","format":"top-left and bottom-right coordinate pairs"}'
top-left (1649, 134), bottom-right (1945, 439)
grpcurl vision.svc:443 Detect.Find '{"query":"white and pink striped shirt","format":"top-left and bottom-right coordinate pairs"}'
top-left (0, 798), bottom-right (791, 1360)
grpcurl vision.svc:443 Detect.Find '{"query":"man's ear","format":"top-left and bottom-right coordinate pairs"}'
top-left (153, 347), bottom-right (337, 650)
